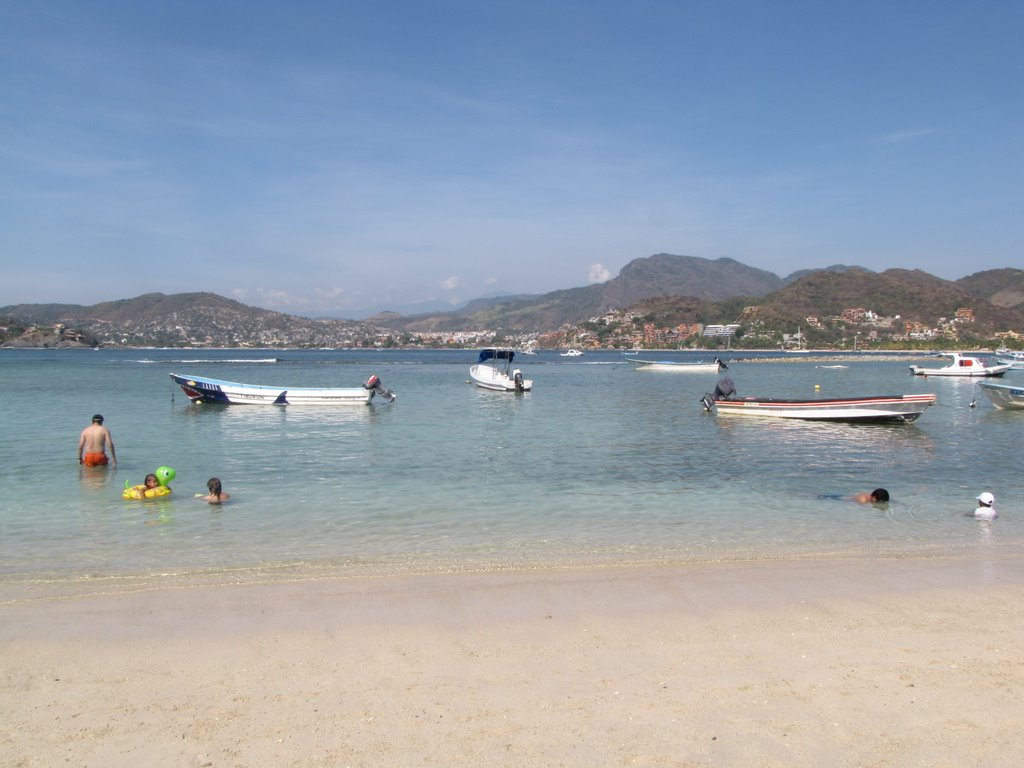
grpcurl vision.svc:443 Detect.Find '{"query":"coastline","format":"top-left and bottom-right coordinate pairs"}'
top-left (3, 553), bottom-right (1022, 767)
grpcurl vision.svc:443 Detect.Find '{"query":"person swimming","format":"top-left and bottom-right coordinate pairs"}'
top-left (853, 488), bottom-right (889, 504)
top-left (971, 491), bottom-right (997, 520)
top-left (200, 477), bottom-right (230, 504)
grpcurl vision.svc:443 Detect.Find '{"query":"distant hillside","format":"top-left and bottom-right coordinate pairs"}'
top-left (5, 262), bottom-right (1022, 347)
top-left (0, 292), bottom-right (379, 348)
top-left (956, 268), bottom-right (1024, 308)
top-left (784, 264), bottom-right (874, 283)
top-left (375, 253), bottom-right (785, 333)
top-left (620, 268), bottom-right (1024, 338)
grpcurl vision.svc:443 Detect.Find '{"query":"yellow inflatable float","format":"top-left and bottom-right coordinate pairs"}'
top-left (123, 466), bottom-right (175, 500)
top-left (122, 484), bottom-right (171, 500)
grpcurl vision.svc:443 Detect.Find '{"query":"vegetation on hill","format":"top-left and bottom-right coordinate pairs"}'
top-left (2, 256), bottom-right (1022, 348)
top-left (956, 269), bottom-right (1024, 308)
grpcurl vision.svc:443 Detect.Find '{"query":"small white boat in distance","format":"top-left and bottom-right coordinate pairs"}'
top-left (629, 357), bottom-right (726, 373)
top-left (701, 377), bottom-right (935, 423)
top-left (995, 348), bottom-right (1024, 369)
top-left (976, 381), bottom-right (1024, 410)
top-left (470, 348), bottom-right (532, 392)
top-left (560, 349), bottom-right (584, 357)
top-left (170, 373), bottom-right (395, 405)
top-left (909, 352), bottom-right (1011, 377)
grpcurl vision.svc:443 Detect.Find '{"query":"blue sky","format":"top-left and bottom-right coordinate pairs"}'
top-left (2, 1), bottom-right (1021, 318)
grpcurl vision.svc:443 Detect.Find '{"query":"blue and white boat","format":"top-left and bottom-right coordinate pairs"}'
top-left (470, 348), bottom-right (532, 392)
top-left (170, 372), bottom-right (395, 405)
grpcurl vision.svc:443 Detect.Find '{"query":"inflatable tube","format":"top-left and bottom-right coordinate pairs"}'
top-left (123, 485), bottom-right (172, 500)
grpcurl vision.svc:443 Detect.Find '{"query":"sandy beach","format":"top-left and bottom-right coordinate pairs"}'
top-left (3, 555), bottom-right (1023, 768)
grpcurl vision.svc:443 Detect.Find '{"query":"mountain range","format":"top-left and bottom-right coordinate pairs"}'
top-left (2, 254), bottom-right (1023, 346)
top-left (368, 255), bottom-right (1024, 336)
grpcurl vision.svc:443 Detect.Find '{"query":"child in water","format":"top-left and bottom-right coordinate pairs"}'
top-left (200, 477), bottom-right (230, 504)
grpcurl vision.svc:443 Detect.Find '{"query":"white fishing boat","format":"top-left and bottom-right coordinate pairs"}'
top-left (170, 372), bottom-right (395, 405)
top-left (908, 352), bottom-right (1011, 377)
top-left (701, 378), bottom-right (935, 423)
top-left (629, 357), bottom-right (726, 373)
top-left (976, 381), bottom-right (1024, 410)
top-left (469, 348), bottom-right (532, 392)
top-left (560, 349), bottom-right (584, 357)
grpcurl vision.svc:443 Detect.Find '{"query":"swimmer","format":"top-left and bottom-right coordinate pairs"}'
top-left (199, 477), bottom-right (230, 504)
top-left (971, 491), bottom-right (997, 521)
top-left (78, 414), bottom-right (117, 467)
top-left (852, 488), bottom-right (889, 504)
top-left (123, 472), bottom-right (171, 500)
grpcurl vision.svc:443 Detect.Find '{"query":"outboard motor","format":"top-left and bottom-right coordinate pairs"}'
top-left (363, 374), bottom-right (396, 402)
top-left (713, 377), bottom-right (736, 400)
top-left (513, 369), bottom-right (525, 392)
top-left (714, 357), bottom-right (729, 370)
top-left (701, 376), bottom-right (736, 412)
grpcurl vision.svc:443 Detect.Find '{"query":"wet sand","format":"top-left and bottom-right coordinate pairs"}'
top-left (3, 554), bottom-right (1023, 767)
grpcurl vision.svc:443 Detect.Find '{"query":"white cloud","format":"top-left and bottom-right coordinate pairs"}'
top-left (439, 275), bottom-right (462, 290)
top-left (588, 263), bottom-right (611, 283)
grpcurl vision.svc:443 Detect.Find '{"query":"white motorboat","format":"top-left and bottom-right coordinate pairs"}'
top-left (701, 378), bottom-right (935, 423)
top-left (560, 349), bottom-right (584, 357)
top-left (470, 348), bottom-right (532, 392)
top-left (909, 352), bottom-right (1011, 377)
top-left (170, 372), bottom-right (395, 405)
top-left (976, 381), bottom-right (1024, 410)
top-left (629, 357), bottom-right (726, 373)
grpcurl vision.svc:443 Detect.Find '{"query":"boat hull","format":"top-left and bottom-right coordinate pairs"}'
top-left (631, 359), bottom-right (723, 373)
top-left (708, 393), bottom-right (937, 423)
top-left (977, 382), bottom-right (1024, 410)
top-left (170, 373), bottom-right (381, 405)
top-left (469, 364), bottom-right (532, 392)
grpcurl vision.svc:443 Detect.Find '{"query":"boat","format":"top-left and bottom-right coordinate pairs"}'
top-left (560, 349), bottom-right (584, 357)
top-left (469, 348), bottom-right (532, 392)
top-left (908, 352), bottom-right (1011, 377)
top-left (700, 377), bottom-right (935, 423)
top-left (628, 357), bottom-right (726, 373)
top-left (170, 372), bottom-right (395, 405)
top-left (784, 327), bottom-right (810, 353)
top-left (976, 381), bottom-right (1024, 410)
top-left (995, 348), bottom-right (1024, 369)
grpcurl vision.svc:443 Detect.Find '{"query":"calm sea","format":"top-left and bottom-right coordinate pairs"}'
top-left (1, 348), bottom-right (1020, 583)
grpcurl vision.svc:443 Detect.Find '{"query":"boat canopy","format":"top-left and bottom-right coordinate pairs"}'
top-left (478, 348), bottom-right (515, 363)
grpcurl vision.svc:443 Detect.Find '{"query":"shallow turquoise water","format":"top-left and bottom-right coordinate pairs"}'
top-left (1, 348), bottom-right (1020, 580)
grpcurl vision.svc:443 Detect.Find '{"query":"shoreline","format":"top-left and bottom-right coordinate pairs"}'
top-left (3, 553), bottom-right (1022, 766)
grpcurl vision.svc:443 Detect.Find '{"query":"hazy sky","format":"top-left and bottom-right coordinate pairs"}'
top-left (2, 1), bottom-right (1021, 317)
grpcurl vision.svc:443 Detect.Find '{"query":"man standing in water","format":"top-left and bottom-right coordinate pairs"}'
top-left (78, 414), bottom-right (117, 467)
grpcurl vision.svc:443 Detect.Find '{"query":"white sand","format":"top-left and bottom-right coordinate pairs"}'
top-left (3, 555), bottom-right (1023, 767)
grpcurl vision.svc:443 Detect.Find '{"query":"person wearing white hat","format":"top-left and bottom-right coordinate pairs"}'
top-left (973, 491), bottom-right (997, 520)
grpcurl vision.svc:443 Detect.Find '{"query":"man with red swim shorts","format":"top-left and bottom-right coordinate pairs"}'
top-left (78, 414), bottom-right (117, 467)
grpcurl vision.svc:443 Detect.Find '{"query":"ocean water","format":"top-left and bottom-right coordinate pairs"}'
top-left (1, 348), bottom-right (1020, 582)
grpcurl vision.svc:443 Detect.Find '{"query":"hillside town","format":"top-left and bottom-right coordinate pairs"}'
top-left (9, 300), bottom-right (1022, 351)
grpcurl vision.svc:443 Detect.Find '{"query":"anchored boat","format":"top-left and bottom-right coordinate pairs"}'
top-left (909, 352), bottom-right (1010, 377)
top-left (170, 372), bottom-right (395, 405)
top-left (701, 378), bottom-right (936, 423)
top-left (469, 348), bottom-right (532, 392)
